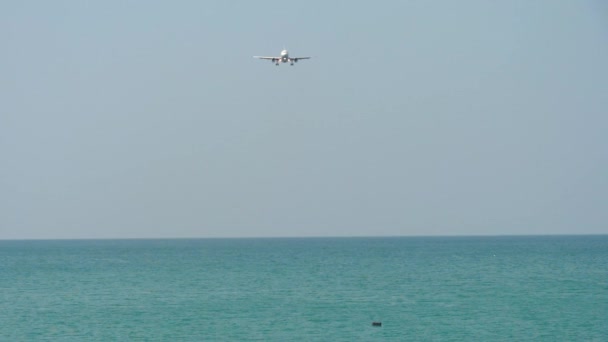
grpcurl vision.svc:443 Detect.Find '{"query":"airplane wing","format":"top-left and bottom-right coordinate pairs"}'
top-left (290, 57), bottom-right (311, 62)
top-left (253, 56), bottom-right (279, 60)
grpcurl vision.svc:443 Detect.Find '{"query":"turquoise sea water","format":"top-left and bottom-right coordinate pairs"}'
top-left (1, 236), bottom-right (606, 341)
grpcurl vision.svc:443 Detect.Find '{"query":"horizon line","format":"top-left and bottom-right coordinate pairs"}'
top-left (1, 233), bottom-right (606, 242)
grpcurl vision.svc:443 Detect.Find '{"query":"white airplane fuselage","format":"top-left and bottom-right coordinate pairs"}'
top-left (279, 50), bottom-right (289, 64)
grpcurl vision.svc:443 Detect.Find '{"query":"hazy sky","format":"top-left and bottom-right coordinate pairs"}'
top-left (2, 1), bottom-right (607, 239)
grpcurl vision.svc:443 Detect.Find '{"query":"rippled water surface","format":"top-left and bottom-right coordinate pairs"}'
top-left (1, 236), bottom-right (607, 340)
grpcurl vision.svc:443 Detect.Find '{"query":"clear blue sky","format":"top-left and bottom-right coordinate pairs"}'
top-left (2, 1), bottom-right (607, 239)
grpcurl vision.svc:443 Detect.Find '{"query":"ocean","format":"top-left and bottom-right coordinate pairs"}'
top-left (1, 236), bottom-right (606, 341)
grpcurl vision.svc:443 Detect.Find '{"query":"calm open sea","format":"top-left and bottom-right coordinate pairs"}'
top-left (1, 236), bottom-right (606, 341)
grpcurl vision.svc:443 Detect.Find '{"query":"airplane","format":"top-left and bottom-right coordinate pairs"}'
top-left (253, 49), bottom-right (311, 66)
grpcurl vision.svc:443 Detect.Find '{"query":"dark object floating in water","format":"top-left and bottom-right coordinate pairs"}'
top-left (372, 322), bottom-right (382, 327)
